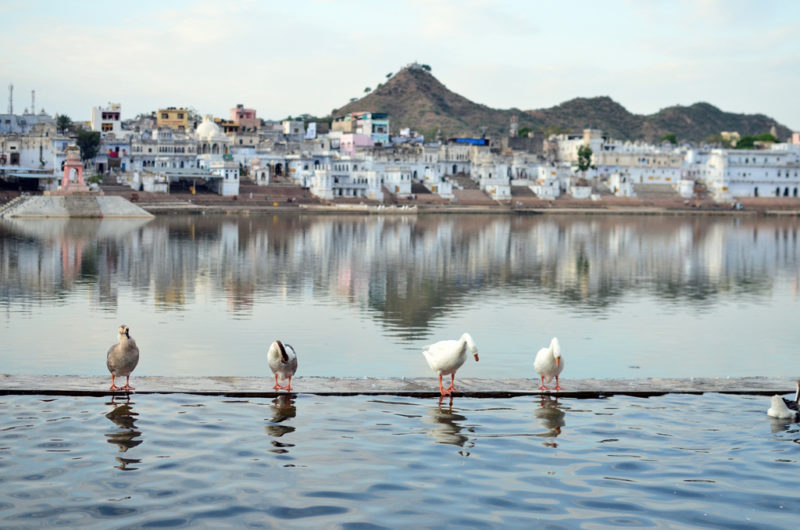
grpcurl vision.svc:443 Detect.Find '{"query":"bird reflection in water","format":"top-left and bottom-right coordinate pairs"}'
top-left (534, 395), bottom-right (566, 447)
top-left (104, 394), bottom-right (143, 470)
top-left (426, 396), bottom-right (475, 456)
top-left (265, 394), bottom-right (296, 455)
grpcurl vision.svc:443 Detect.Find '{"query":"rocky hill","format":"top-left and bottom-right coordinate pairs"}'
top-left (331, 65), bottom-right (792, 143)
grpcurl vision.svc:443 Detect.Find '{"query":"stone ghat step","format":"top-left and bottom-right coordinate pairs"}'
top-left (0, 375), bottom-right (796, 398)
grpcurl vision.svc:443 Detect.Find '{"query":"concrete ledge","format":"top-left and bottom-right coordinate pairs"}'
top-left (0, 375), bottom-right (796, 398)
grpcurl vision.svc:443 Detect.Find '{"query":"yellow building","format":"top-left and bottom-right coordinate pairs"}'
top-left (157, 107), bottom-right (189, 131)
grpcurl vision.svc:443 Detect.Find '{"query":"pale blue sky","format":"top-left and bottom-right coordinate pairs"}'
top-left (1, 0), bottom-right (799, 131)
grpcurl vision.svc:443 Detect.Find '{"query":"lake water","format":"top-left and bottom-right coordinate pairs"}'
top-left (1, 213), bottom-right (799, 380)
top-left (1, 392), bottom-right (799, 527)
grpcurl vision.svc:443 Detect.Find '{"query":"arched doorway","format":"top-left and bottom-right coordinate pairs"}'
top-left (275, 163), bottom-right (283, 176)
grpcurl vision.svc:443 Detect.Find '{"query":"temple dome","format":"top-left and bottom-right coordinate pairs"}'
top-left (195, 115), bottom-right (226, 141)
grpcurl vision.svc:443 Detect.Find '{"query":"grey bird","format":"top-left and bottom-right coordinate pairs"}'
top-left (107, 324), bottom-right (140, 392)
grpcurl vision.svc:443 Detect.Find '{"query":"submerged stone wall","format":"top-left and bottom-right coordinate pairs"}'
top-left (0, 375), bottom-right (795, 398)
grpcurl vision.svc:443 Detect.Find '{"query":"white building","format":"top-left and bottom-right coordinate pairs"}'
top-left (383, 166), bottom-right (413, 197)
top-left (328, 157), bottom-right (383, 200)
top-left (595, 140), bottom-right (682, 185)
top-left (209, 155), bottom-right (240, 196)
top-left (704, 148), bottom-right (800, 200)
top-left (130, 128), bottom-right (198, 172)
top-left (90, 103), bottom-right (123, 137)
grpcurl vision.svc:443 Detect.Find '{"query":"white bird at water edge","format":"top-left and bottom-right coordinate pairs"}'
top-left (422, 332), bottom-right (479, 396)
top-left (767, 380), bottom-right (800, 420)
top-left (267, 340), bottom-right (298, 391)
top-left (106, 324), bottom-right (140, 392)
top-left (534, 337), bottom-right (564, 391)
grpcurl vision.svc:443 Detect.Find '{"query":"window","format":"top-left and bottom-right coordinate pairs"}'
top-left (161, 113), bottom-right (168, 119)
top-left (178, 113), bottom-right (184, 119)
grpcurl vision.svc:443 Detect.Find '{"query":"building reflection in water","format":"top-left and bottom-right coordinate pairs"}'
top-left (265, 395), bottom-right (296, 455)
top-left (3, 215), bottom-right (800, 379)
top-left (534, 395), bottom-right (566, 447)
top-left (104, 394), bottom-right (143, 471)
top-left (426, 397), bottom-right (475, 456)
top-left (3, 215), bottom-right (797, 324)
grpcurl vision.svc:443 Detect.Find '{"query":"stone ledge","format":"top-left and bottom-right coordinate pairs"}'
top-left (0, 375), bottom-right (795, 398)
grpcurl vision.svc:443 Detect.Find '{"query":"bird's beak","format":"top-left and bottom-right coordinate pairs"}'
top-left (555, 357), bottom-right (560, 368)
top-left (473, 353), bottom-right (479, 362)
top-left (125, 329), bottom-right (130, 339)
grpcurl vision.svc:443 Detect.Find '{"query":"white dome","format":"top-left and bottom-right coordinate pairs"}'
top-left (195, 115), bottom-right (225, 141)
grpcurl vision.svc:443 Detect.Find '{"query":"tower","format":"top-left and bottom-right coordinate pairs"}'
top-left (31, 90), bottom-right (35, 114)
top-left (510, 114), bottom-right (518, 137)
top-left (7, 83), bottom-right (12, 114)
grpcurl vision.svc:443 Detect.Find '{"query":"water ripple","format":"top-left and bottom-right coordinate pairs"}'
top-left (0, 393), bottom-right (799, 527)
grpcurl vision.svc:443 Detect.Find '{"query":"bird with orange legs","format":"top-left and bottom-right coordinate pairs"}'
top-left (534, 337), bottom-right (564, 391)
top-left (267, 340), bottom-right (298, 391)
top-left (423, 333), bottom-right (479, 396)
top-left (106, 324), bottom-right (140, 392)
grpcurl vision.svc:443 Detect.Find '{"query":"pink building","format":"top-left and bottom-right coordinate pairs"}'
top-left (793, 132), bottom-right (800, 145)
top-left (230, 104), bottom-right (258, 131)
top-left (339, 133), bottom-right (374, 155)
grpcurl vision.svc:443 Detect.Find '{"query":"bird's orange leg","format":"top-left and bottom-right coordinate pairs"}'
top-left (285, 376), bottom-right (293, 392)
top-left (438, 374), bottom-right (451, 396)
top-left (446, 373), bottom-right (459, 393)
top-left (553, 376), bottom-right (563, 391)
top-left (538, 376), bottom-right (550, 391)
top-left (109, 374), bottom-right (120, 391)
top-left (121, 375), bottom-right (135, 391)
top-left (273, 373), bottom-right (282, 390)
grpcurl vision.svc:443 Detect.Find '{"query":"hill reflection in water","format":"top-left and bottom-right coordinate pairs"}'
top-left (1, 214), bottom-right (798, 379)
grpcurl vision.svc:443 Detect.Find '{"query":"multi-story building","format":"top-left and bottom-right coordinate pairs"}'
top-left (332, 112), bottom-right (390, 145)
top-left (230, 104), bottom-right (258, 132)
top-left (91, 103), bottom-right (123, 136)
top-left (129, 128), bottom-right (198, 171)
top-left (0, 110), bottom-right (55, 135)
top-left (704, 147), bottom-right (800, 199)
top-left (156, 107), bottom-right (189, 131)
top-left (594, 140), bottom-right (683, 185)
top-left (552, 129), bottom-right (605, 165)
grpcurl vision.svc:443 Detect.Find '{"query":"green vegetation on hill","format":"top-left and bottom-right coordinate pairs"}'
top-left (331, 66), bottom-right (792, 143)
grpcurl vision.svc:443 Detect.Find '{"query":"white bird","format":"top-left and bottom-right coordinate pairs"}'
top-left (767, 380), bottom-right (800, 420)
top-left (422, 333), bottom-right (479, 396)
top-left (106, 324), bottom-right (140, 392)
top-left (534, 337), bottom-right (564, 391)
top-left (267, 340), bottom-right (298, 391)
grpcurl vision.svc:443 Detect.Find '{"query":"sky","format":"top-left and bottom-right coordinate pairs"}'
top-left (1, 0), bottom-right (799, 131)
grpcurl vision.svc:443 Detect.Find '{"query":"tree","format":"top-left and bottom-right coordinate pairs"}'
top-left (57, 114), bottom-right (72, 135)
top-left (364, 87), bottom-right (371, 93)
top-left (76, 128), bottom-right (101, 163)
top-left (421, 64), bottom-right (432, 72)
top-left (575, 145), bottom-right (594, 180)
top-left (386, 72), bottom-right (393, 79)
top-left (517, 126), bottom-right (532, 138)
top-left (660, 133), bottom-right (677, 145)
top-left (735, 133), bottom-right (778, 149)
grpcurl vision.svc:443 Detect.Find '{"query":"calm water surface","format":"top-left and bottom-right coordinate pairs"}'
top-left (1, 393), bottom-right (798, 527)
top-left (1, 213), bottom-right (799, 379)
